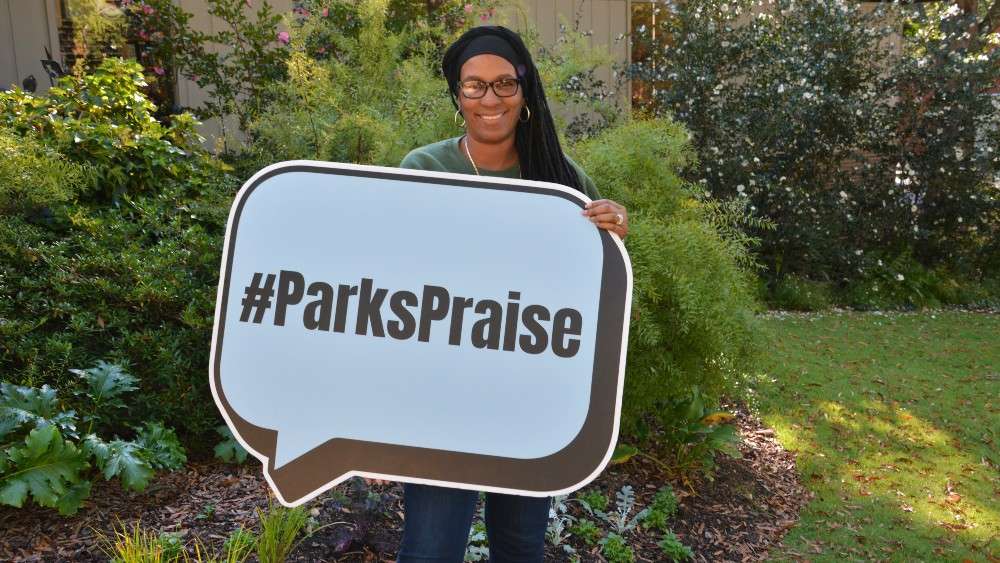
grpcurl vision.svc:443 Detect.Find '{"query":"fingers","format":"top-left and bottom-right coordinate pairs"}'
top-left (581, 199), bottom-right (628, 238)
top-left (593, 222), bottom-right (629, 238)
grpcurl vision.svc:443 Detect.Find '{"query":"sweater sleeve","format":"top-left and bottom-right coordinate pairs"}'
top-left (566, 156), bottom-right (601, 201)
top-left (399, 149), bottom-right (444, 171)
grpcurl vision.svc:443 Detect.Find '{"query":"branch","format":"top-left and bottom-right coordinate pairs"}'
top-left (980, 0), bottom-right (1000, 35)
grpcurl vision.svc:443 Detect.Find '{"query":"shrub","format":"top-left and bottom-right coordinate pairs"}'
top-left (629, 0), bottom-right (999, 296)
top-left (0, 61), bottom-right (236, 450)
top-left (0, 364), bottom-right (186, 515)
top-left (571, 119), bottom-right (765, 433)
top-left (767, 276), bottom-right (834, 312)
top-left (0, 58), bottom-right (216, 203)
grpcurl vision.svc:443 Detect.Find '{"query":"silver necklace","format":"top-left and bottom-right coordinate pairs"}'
top-left (462, 135), bottom-right (521, 178)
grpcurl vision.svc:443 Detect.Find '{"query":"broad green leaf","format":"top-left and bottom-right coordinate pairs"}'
top-left (82, 434), bottom-right (110, 467)
top-left (56, 480), bottom-right (92, 516)
top-left (214, 424), bottom-right (248, 464)
top-left (70, 360), bottom-right (138, 404)
top-left (610, 443), bottom-right (639, 465)
top-left (0, 383), bottom-right (77, 440)
top-left (102, 440), bottom-right (153, 491)
top-left (134, 422), bottom-right (187, 470)
top-left (0, 425), bottom-right (88, 509)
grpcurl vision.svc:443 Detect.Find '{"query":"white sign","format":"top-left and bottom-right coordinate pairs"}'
top-left (210, 161), bottom-right (632, 506)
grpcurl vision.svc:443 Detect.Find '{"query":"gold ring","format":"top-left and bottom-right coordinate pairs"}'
top-left (615, 213), bottom-right (624, 226)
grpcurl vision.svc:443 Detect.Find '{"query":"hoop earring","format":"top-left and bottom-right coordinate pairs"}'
top-left (519, 105), bottom-right (531, 123)
top-left (454, 109), bottom-right (466, 128)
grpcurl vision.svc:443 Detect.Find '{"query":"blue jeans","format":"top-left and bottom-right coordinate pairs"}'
top-left (397, 483), bottom-right (551, 563)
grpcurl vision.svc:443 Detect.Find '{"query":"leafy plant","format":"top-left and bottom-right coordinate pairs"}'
top-left (579, 485), bottom-right (649, 536)
top-left (465, 518), bottom-right (489, 562)
top-left (545, 495), bottom-right (577, 556)
top-left (642, 485), bottom-right (679, 533)
top-left (657, 530), bottom-right (694, 562)
top-left (213, 425), bottom-right (249, 464)
top-left (97, 519), bottom-right (182, 563)
top-left (599, 532), bottom-right (635, 563)
top-left (575, 488), bottom-right (609, 514)
top-left (568, 518), bottom-right (601, 546)
top-left (255, 501), bottom-right (308, 563)
top-left (0, 58), bottom-right (214, 203)
top-left (655, 387), bottom-right (742, 479)
top-left (0, 364), bottom-right (186, 515)
top-left (222, 526), bottom-right (257, 562)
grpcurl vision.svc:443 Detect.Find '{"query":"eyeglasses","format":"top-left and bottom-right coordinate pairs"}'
top-left (457, 77), bottom-right (521, 99)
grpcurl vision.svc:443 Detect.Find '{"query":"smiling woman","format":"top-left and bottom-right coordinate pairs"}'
top-left (394, 25), bottom-right (630, 562)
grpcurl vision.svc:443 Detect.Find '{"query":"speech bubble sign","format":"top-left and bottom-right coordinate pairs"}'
top-left (210, 161), bottom-right (631, 506)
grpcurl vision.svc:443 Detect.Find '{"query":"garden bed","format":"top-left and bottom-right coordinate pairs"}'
top-left (0, 404), bottom-right (809, 562)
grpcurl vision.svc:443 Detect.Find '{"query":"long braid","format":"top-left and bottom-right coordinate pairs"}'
top-left (442, 26), bottom-right (584, 193)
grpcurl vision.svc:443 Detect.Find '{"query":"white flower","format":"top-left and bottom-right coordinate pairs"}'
top-left (737, 184), bottom-right (746, 193)
top-left (855, 249), bottom-right (863, 255)
top-left (839, 191), bottom-right (849, 199)
top-left (777, 84), bottom-right (786, 93)
top-left (877, 259), bottom-right (883, 266)
top-left (895, 273), bottom-right (905, 281)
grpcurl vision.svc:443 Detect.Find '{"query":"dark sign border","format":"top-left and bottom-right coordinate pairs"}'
top-left (210, 161), bottom-right (631, 505)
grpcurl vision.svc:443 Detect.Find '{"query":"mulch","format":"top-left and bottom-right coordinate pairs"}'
top-left (0, 403), bottom-right (812, 562)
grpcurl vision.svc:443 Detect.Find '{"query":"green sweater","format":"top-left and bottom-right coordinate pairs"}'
top-left (399, 136), bottom-right (601, 201)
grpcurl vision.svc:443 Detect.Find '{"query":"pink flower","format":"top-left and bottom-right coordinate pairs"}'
top-left (480, 13), bottom-right (488, 22)
top-left (141, 4), bottom-right (154, 15)
top-left (317, 46), bottom-right (326, 54)
top-left (153, 66), bottom-right (165, 75)
top-left (277, 30), bottom-right (290, 45)
top-left (138, 30), bottom-right (149, 40)
top-left (322, 7), bottom-right (329, 17)
top-left (464, 4), bottom-right (473, 13)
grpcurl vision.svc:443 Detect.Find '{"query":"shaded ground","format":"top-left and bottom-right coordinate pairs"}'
top-left (0, 405), bottom-right (809, 562)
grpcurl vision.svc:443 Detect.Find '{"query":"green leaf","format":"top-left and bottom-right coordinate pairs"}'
top-left (56, 480), bottom-right (92, 516)
top-left (82, 433), bottom-right (110, 466)
top-left (610, 443), bottom-right (639, 465)
top-left (0, 383), bottom-right (77, 440)
top-left (102, 440), bottom-right (154, 491)
top-left (0, 425), bottom-right (88, 509)
top-left (213, 424), bottom-right (248, 464)
top-left (134, 422), bottom-right (187, 470)
top-left (71, 361), bottom-right (138, 404)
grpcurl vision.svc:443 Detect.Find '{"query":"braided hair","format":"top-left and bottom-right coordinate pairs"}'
top-left (442, 26), bottom-right (583, 193)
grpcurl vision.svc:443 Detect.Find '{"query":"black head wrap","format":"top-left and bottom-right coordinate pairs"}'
top-left (441, 26), bottom-right (584, 193)
top-left (448, 34), bottom-right (525, 84)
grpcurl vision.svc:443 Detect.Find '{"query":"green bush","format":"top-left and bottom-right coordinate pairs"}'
top-left (0, 128), bottom-right (85, 214)
top-left (0, 58), bottom-right (217, 203)
top-left (629, 0), bottom-right (999, 295)
top-left (0, 59), bottom-right (236, 451)
top-left (768, 276), bottom-right (834, 312)
top-left (572, 120), bottom-right (764, 434)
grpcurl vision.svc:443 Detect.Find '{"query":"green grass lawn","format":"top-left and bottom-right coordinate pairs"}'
top-left (754, 310), bottom-right (999, 562)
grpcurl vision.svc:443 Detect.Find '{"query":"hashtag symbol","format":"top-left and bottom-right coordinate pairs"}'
top-left (240, 272), bottom-right (276, 324)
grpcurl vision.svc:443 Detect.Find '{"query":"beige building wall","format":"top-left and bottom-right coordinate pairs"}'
top-left (0, 0), bottom-right (62, 95)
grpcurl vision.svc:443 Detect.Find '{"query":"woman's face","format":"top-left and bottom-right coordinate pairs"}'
top-left (457, 54), bottom-right (525, 145)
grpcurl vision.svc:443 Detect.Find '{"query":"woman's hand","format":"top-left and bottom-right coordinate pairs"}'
top-left (582, 199), bottom-right (629, 238)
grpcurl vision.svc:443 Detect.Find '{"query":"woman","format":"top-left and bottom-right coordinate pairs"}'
top-left (393, 25), bottom-right (629, 562)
